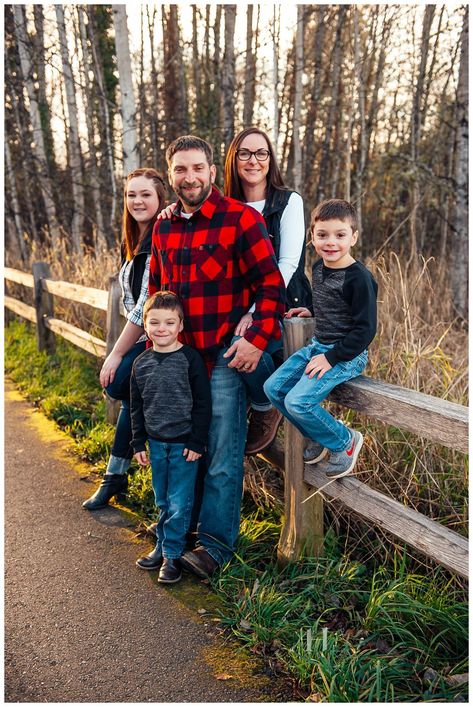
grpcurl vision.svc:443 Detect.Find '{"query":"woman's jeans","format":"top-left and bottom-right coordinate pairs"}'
top-left (230, 333), bottom-right (283, 412)
top-left (148, 439), bottom-right (199, 559)
top-left (105, 341), bottom-right (146, 474)
top-left (264, 337), bottom-right (367, 452)
top-left (196, 347), bottom-right (247, 565)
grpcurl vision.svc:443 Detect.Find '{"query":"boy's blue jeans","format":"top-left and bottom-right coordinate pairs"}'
top-left (264, 337), bottom-right (367, 452)
top-left (105, 341), bottom-right (146, 474)
top-left (148, 439), bottom-right (199, 559)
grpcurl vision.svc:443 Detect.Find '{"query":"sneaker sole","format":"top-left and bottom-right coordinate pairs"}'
top-left (325, 433), bottom-right (364, 479)
top-left (304, 448), bottom-right (328, 465)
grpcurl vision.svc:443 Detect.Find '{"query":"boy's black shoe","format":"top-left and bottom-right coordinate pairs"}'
top-left (180, 547), bottom-right (219, 579)
top-left (82, 473), bottom-right (128, 510)
top-left (158, 558), bottom-right (182, 583)
top-left (136, 547), bottom-right (163, 570)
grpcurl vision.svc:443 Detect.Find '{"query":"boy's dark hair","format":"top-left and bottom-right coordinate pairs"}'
top-left (310, 199), bottom-right (358, 233)
top-left (166, 135), bottom-right (214, 168)
top-left (143, 291), bottom-right (184, 322)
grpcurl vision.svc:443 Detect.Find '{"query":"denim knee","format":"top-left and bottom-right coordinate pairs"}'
top-left (284, 387), bottom-right (309, 419)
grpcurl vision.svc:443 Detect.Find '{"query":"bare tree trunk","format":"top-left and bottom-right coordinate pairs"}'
top-left (451, 7), bottom-right (468, 320)
top-left (33, 6), bottom-right (56, 180)
top-left (5, 139), bottom-right (27, 263)
top-left (162, 5), bottom-right (189, 142)
top-left (147, 6), bottom-right (160, 167)
top-left (272, 6), bottom-right (280, 150)
top-left (88, 10), bottom-right (117, 238)
top-left (222, 5), bottom-right (236, 152)
top-left (56, 5), bottom-right (85, 253)
top-left (292, 5), bottom-right (304, 191)
top-left (113, 6), bottom-right (139, 175)
top-left (77, 6), bottom-right (107, 252)
top-left (212, 6), bottom-right (223, 167)
top-left (353, 6), bottom-right (366, 247)
top-left (13, 5), bottom-right (61, 247)
top-left (243, 6), bottom-right (255, 127)
top-left (304, 5), bottom-right (327, 186)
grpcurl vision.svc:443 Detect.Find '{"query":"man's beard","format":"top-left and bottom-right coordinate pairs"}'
top-left (175, 180), bottom-right (212, 209)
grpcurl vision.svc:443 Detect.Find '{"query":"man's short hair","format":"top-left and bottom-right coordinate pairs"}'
top-left (165, 135), bottom-right (214, 168)
top-left (143, 291), bottom-right (184, 322)
top-left (310, 199), bottom-right (358, 233)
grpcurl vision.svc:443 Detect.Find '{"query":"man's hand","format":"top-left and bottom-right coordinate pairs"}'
top-left (285, 307), bottom-right (312, 318)
top-left (305, 353), bottom-right (332, 379)
top-left (223, 337), bottom-right (263, 373)
top-left (134, 451), bottom-right (148, 466)
top-left (183, 448), bottom-right (202, 462)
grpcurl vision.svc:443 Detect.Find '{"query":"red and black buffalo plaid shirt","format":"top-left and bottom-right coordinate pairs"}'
top-left (149, 186), bottom-right (285, 371)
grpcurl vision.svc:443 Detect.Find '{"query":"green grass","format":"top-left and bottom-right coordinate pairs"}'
top-left (5, 320), bottom-right (468, 702)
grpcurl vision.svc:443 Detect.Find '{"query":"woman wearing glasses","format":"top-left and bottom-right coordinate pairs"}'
top-left (223, 127), bottom-right (312, 454)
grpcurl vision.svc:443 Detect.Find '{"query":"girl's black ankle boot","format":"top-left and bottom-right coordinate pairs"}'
top-left (82, 473), bottom-right (128, 510)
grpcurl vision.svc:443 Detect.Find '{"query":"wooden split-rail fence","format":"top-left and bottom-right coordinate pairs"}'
top-left (5, 262), bottom-right (469, 580)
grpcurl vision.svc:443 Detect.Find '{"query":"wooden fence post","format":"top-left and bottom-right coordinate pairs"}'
top-left (32, 261), bottom-right (55, 353)
top-left (105, 275), bottom-right (122, 424)
top-left (277, 318), bottom-right (325, 565)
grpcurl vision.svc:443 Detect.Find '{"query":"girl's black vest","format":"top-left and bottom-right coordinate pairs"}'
top-left (263, 189), bottom-right (313, 311)
top-left (120, 224), bottom-right (153, 303)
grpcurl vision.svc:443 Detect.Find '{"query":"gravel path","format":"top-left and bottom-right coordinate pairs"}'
top-left (4, 381), bottom-right (288, 703)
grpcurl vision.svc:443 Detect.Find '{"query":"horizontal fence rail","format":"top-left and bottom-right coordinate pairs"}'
top-left (5, 264), bottom-right (469, 579)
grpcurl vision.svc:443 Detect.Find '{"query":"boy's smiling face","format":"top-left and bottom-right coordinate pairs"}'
top-left (144, 307), bottom-right (183, 352)
top-left (311, 218), bottom-right (358, 269)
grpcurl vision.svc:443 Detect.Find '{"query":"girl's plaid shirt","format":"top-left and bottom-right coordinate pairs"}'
top-left (149, 186), bottom-right (285, 371)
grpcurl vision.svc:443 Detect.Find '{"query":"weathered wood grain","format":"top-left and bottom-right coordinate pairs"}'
top-left (33, 262), bottom-right (55, 354)
top-left (278, 318), bottom-right (324, 564)
top-left (42, 278), bottom-right (109, 311)
top-left (329, 375), bottom-right (468, 453)
top-left (45, 317), bottom-right (107, 357)
top-left (4, 267), bottom-right (34, 288)
top-left (304, 464), bottom-right (468, 578)
top-left (4, 296), bottom-right (36, 323)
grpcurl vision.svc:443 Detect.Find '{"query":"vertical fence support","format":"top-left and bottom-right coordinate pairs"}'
top-left (32, 261), bottom-right (55, 353)
top-left (105, 275), bottom-right (123, 424)
top-left (277, 318), bottom-right (325, 565)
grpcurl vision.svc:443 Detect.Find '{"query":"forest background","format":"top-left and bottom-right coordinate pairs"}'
top-left (4, 4), bottom-right (469, 700)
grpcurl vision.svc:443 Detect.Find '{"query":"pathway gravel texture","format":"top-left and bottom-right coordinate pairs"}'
top-left (4, 381), bottom-right (289, 703)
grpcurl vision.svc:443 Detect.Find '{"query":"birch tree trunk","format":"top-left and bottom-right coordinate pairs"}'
top-left (13, 5), bottom-right (61, 247)
top-left (222, 5), bottom-right (236, 152)
top-left (113, 6), bottom-right (139, 175)
top-left (292, 5), bottom-right (304, 191)
top-left (77, 6), bottom-right (107, 252)
top-left (5, 139), bottom-right (27, 263)
top-left (56, 5), bottom-right (85, 253)
top-left (451, 7), bottom-right (468, 320)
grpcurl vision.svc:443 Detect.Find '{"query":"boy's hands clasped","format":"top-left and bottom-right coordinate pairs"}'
top-left (134, 448), bottom-right (201, 467)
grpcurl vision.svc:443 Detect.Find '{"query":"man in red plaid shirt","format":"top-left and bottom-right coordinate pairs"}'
top-left (149, 135), bottom-right (285, 578)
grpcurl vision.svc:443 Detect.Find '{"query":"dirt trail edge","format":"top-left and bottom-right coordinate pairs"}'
top-left (4, 380), bottom-right (291, 703)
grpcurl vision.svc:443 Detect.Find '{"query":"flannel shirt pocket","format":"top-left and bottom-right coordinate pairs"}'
top-left (195, 243), bottom-right (228, 282)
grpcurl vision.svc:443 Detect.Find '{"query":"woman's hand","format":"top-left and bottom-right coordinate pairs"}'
top-left (305, 353), bottom-right (332, 380)
top-left (100, 351), bottom-right (123, 388)
top-left (157, 203), bottom-right (177, 220)
top-left (234, 312), bottom-right (253, 337)
top-left (285, 307), bottom-right (312, 318)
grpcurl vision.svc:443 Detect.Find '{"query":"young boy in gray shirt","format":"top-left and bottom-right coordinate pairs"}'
top-left (131, 291), bottom-right (211, 583)
top-left (264, 199), bottom-right (377, 479)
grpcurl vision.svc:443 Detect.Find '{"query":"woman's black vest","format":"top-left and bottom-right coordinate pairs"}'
top-left (263, 189), bottom-right (313, 312)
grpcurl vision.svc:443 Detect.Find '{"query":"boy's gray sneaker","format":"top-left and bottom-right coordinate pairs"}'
top-left (318, 430), bottom-right (364, 479)
top-left (303, 441), bottom-right (327, 465)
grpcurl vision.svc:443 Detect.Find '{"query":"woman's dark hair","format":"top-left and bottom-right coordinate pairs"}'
top-left (224, 127), bottom-right (286, 201)
top-left (122, 168), bottom-right (166, 261)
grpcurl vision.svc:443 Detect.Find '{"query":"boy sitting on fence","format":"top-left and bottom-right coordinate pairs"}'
top-left (264, 199), bottom-right (378, 479)
top-left (130, 291), bottom-right (211, 583)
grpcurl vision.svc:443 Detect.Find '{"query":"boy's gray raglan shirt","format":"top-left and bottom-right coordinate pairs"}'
top-left (311, 259), bottom-right (378, 366)
top-left (130, 345), bottom-right (211, 454)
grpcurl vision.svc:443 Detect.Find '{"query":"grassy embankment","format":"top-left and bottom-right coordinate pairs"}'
top-left (5, 250), bottom-right (468, 702)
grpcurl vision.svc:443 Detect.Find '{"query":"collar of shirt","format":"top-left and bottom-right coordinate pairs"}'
top-left (171, 185), bottom-right (221, 223)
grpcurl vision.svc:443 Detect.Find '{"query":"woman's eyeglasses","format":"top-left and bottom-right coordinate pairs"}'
top-left (236, 149), bottom-right (270, 162)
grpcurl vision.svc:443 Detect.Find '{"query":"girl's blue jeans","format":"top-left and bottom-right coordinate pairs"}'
top-left (263, 337), bottom-right (367, 452)
top-left (148, 439), bottom-right (199, 559)
top-left (105, 341), bottom-right (146, 474)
